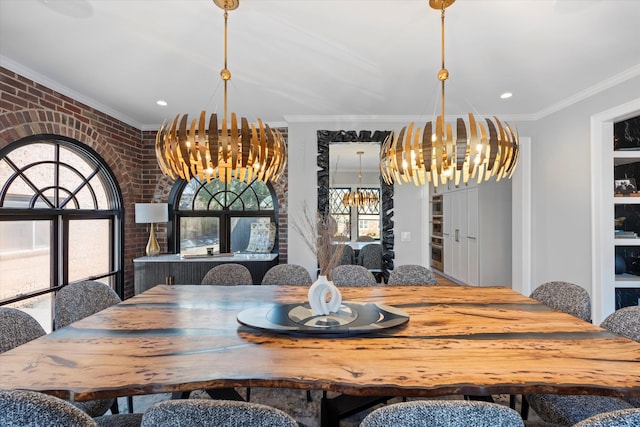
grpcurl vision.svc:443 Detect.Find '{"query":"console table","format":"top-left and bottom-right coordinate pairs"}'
top-left (133, 253), bottom-right (278, 293)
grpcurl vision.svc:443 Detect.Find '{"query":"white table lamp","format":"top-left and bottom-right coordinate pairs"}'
top-left (135, 203), bottom-right (168, 256)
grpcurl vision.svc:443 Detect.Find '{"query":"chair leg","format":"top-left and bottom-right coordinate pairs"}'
top-left (127, 396), bottom-right (134, 413)
top-left (109, 399), bottom-right (120, 414)
top-left (246, 387), bottom-right (251, 402)
top-left (307, 390), bottom-right (312, 402)
top-left (521, 395), bottom-right (530, 420)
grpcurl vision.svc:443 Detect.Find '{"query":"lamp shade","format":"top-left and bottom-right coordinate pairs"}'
top-left (135, 203), bottom-right (168, 224)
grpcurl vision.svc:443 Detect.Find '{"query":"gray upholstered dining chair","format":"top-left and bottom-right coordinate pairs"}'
top-left (571, 408), bottom-right (640, 427)
top-left (0, 306), bottom-right (46, 354)
top-left (357, 243), bottom-right (383, 282)
top-left (54, 280), bottom-right (122, 329)
top-left (601, 305), bottom-right (640, 408)
top-left (600, 304), bottom-right (640, 342)
top-left (331, 264), bottom-right (377, 287)
top-left (261, 264), bottom-right (313, 286)
top-left (140, 399), bottom-right (299, 427)
top-left (387, 264), bottom-right (438, 285)
top-left (360, 400), bottom-right (525, 427)
top-left (201, 263), bottom-right (253, 285)
top-left (357, 243), bottom-right (382, 269)
top-left (0, 389), bottom-right (143, 427)
top-left (529, 281), bottom-right (592, 322)
top-left (333, 244), bottom-right (355, 265)
top-left (54, 280), bottom-right (130, 416)
top-left (525, 305), bottom-right (640, 425)
top-left (0, 388), bottom-right (100, 427)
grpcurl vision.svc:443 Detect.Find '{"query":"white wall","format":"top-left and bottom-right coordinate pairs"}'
top-left (286, 121), bottom-right (322, 278)
top-left (393, 181), bottom-right (429, 266)
top-left (511, 137), bottom-right (532, 296)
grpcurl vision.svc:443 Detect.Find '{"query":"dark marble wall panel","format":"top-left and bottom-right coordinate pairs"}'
top-left (615, 287), bottom-right (640, 310)
top-left (614, 115), bottom-right (640, 150)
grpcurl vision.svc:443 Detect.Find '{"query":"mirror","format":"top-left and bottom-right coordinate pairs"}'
top-left (317, 129), bottom-right (394, 281)
top-left (329, 142), bottom-right (380, 239)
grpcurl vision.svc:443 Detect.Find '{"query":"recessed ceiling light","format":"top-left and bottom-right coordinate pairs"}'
top-left (500, 92), bottom-right (513, 99)
top-left (156, 100), bottom-right (167, 106)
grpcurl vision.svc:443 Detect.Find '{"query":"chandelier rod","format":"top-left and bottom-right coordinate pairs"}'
top-left (440, 4), bottom-right (446, 124)
top-left (222, 9), bottom-right (229, 123)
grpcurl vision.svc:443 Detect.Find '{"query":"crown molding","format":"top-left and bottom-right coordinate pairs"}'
top-left (533, 64), bottom-right (640, 120)
top-left (0, 55), bottom-right (144, 130)
top-left (283, 114), bottom-right (537, 124)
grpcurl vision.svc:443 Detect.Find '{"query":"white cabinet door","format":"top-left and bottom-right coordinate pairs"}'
top-left (449, 190), bottom-right (468, 283)
top-left (443, 193), bottom-right (453, 275)
top-left (467, 188), bottom-right (479, 286)
top-left (437, 180), bottom-right (510, 287)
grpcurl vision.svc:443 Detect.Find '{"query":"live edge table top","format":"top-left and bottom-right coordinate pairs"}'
top-left (1, 284), bottom-right (639, 402)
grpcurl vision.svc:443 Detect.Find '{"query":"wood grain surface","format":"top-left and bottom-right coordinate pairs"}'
top-left (1, 284), bottom-right (639, 402)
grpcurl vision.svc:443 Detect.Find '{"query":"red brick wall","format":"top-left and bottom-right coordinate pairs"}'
top-left (0, 67), bottom-right (288, 297)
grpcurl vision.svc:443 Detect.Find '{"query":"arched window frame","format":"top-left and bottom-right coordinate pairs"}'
top-left (0, 134), bottom-right (125, 307)
top-left (168, 177), bottom-right (279, 254)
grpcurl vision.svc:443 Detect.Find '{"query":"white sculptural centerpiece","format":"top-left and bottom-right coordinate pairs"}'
top-left (291, 204), bottom-right (346, 316)
top-left (308, 275), bottom-right (342, 315)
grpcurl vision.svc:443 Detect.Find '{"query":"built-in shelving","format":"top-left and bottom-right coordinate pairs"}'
top-left (430, 194), bottom-right (443, 271)
top-left (611, 115), bottom-right (640, 311)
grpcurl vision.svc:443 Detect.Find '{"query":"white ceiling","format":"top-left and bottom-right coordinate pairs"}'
top-left (1, 0), bottom-right (639, 136)
top-left (330, 142), bottom-right (381, 173)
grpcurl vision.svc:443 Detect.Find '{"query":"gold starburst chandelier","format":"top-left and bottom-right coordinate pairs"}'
top-left (380, 0), bottom-right (519, 187)
top-left (155, 0), bottom-right (287, 184)
top-left (343, 151), bottom-right (380, 207)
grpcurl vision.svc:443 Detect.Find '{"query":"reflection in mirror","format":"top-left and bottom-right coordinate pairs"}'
top-left (329, 143), bottom-right (380, 240)
top-left (317, 130), bottom-right (394, 281)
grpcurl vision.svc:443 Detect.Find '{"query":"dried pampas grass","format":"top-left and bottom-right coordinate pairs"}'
top-left (291, 203), bottom-right (344, 280)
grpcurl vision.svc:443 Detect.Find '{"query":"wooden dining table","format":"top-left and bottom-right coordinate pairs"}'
top-left (1, 284), bottom-right (639, 424)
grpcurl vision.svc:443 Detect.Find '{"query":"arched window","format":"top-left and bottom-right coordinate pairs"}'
top-left (330, 187), bottom-right (380, 240)
top-left (0, 135), bottom-right (123, 331)
top-left (170, 177), bottom-right (278, 255)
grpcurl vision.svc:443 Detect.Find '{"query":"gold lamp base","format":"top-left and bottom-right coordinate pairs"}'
top-left (146, 224), bottom-right (161, 256)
